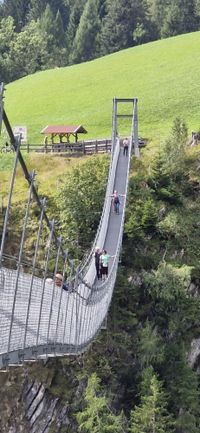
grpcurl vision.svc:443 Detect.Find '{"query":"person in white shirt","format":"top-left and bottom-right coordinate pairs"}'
top-left (123, 137), bottom-right (129, 156)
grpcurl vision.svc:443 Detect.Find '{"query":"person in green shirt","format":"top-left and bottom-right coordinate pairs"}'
top-left (100, 249), bottom-right (115, 281)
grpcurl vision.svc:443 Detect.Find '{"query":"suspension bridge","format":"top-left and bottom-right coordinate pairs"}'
top-left (0, 85), bottom-right (139, 368)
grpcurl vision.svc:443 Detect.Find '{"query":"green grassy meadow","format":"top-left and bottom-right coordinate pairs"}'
top-left (0, 152), bottom-right (88, 202)
top-left (4, 31), bottom-right (200, 148)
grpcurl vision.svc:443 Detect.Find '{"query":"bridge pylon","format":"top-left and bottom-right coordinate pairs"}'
top-left (112, 97), bottom-right (139, 157)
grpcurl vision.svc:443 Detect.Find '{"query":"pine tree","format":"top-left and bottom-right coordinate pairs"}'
top-left (161, 0), bottom-right (198, 37)
top-left (0, 15), bottom-right (16, 83)
top-left (137, 321), bottom-right (164, 367)
top-left (54, 9), bottom-right (65, 47)
top-left (70, 0), bottom-right (100, 63)
top-left (99, 0), bottom-right (132, 55)
top-left (147, 0), bottom-right (167, 36)
top-left (76, 372), bottom-right (125, 433)
top-left (39, 3), bottom-right (56, 65)
top-left (65, 0), bottom-right (86, 59)
top-left (163, 343), bottom-right (199, 433)
top-left (28, 0), bottom-right (48, 21)
top-left (130, 375), bottom-right (175, 433)
top-left (0, 0), bottom-right (31, 31)
top-left (99, 0), bottom-right (149, 55)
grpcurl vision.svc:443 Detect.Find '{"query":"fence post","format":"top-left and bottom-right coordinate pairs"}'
top-left (95, 140), bottom-right (98, 153)
top-left (82, 141), bottom-right (85, 154)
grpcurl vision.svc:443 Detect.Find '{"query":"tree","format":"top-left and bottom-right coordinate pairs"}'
top-left (99, 0), bottom-right (150, 55)
top-left (99, 0), bottom-right (131, 55)
top-left (39, 3), bottom-right (55, 45)
top-left (10, 19), bottom-right (49, 80)
top-left (0, 0), bottom-right (30, 31)
top-left (161, 0), bottom-right (198, 38)
top-left (54, 9), bottom-right (65, 47)
top-left (70, 0), bottom-right (100, 64)
top-left (27, 0), bottom-right (48, 21)
top-left (146, 0), bottom-right (167, 37)
top-left (56, 155), bottom-right (109, 258)
top-left (130, 375), bottom-right (175, 433)
top-left (162, 117), bottom-right (188, 181)
top-left (39, 3), bottom-right (67, 67)
top-left (76, 372), bottom-right (125, 433)
top-left (65, 0), bottom-right (86, 60)
top-left (0, 16), bottom-right (16, 83)
top-left (137, 321), bottom-right (164, 367)
top-left (163, 343), bottom-right (199, 433)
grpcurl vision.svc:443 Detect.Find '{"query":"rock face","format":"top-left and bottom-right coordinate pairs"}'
top-left (188, 338), bottom-right (200, 368)
top-left (0, 369), bottom-right (70, 433)
top-left (23, 378), bottom-right (70, 433)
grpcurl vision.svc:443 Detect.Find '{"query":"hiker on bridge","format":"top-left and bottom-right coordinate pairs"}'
top-left (94, 247), bottom-right (102, 280)
top-left (111, 190), bottom-right (125, 214)
top-left (122, 137), bottom-right (129, 156)
top-left (55, 273), bottom-right (69, 291)
top-left (100, 249), bottom-right (115, 280)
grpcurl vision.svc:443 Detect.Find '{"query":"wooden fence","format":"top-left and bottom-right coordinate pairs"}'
top-left (20, 138), bottom-right (112, 154)
top-left (16, 137), bottom-right (145, 155)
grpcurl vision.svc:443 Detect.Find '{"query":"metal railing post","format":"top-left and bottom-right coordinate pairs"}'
top-left (36, 220), bottom-right (54, 347)
top-left (62, 259), bottom-right (75, 345)
top-left (54, 250), bottom-right (68, 345)
top-left (46, 237), bottom-right (62, 345)
top-left (74, 266), bottom-right (81, 350)
top-left (23, 198), bottom-right (46, 350)
top-left (7, 170), bottom-right (35, 355)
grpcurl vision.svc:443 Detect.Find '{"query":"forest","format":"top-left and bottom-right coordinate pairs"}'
top-left (1, 0), bottom-right (200, 83)
top-left (1, 118), bottom-right (200, 433)
top-left (51, 119), bottom-right (200, 433)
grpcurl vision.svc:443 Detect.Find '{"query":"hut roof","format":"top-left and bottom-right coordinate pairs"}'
top-left (41, 125), bottom-right (87, 134)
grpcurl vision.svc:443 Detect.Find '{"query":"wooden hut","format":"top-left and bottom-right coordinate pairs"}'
top-left (41, 125), bottom-right (87, 144)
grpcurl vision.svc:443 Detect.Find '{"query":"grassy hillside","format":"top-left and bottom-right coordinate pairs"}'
top-left (3, 31), bottom-right (200, 147)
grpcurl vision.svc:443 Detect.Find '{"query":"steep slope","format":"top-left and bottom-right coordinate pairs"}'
top-left (4, 31), bottom-right (200, 145)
